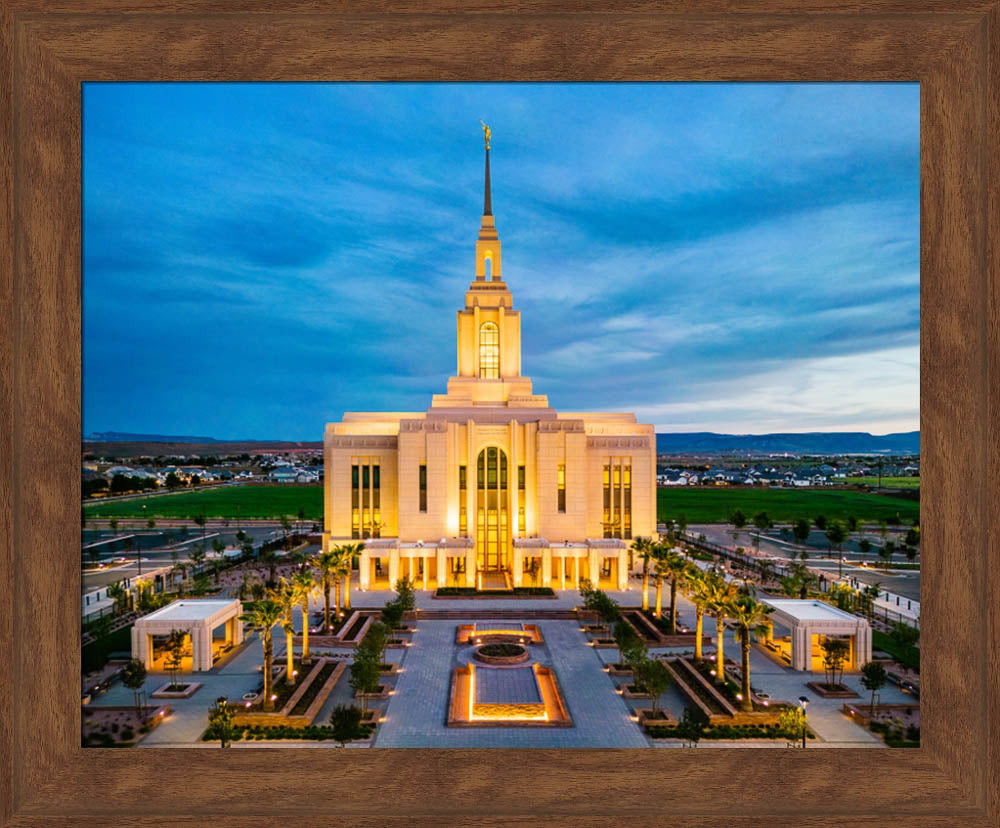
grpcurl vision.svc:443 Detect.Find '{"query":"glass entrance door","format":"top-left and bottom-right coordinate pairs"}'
top-left (476, 447), bottom-right (508, 572)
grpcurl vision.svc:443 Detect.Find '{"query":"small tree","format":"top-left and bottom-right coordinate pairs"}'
top-left (526, 556), bottom-right (542, 587)
top-left (860, 660), bottom-right (888, 718)
top-left (120, 658), bottom-right (147, 716)
top-left (330, 703), bottom-right (363, 747)
top-left (613, 619), bottom-right (639, 666)
top-left (360, 621), bottom-right (389, 667)
top-left (381, 600), bottom-right (404, 640)
top-left (349, 651), bottom-right (381, 716)
top-left (394, 577), bottom-right (416, 614)
top-left (635, 658), bottom-right (672, 714)
top-left (820, 638), bottom-right (850, 689)
top-left (677, 707), bottom-right (707, 747)
top-left (165, 629), bottom-right (186, 691)
top-left (889, 622), bottom-right (920, 649)
top-left (858, 538), bottom-right (872, 561)
top-left (813, 514), bottom-right (827, 531)
top-left (778, 706), bottom-right (807, 743)
top-left (207, 696), bottom-right (236, 748)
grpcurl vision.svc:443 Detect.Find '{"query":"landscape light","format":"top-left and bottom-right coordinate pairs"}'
top-left (270, 694), bottom-right (277, 701)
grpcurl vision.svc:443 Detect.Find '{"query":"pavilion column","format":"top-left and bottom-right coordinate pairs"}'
top-left (512, 549), bottom-right (523, 587)
top-left (436, 547), bottom-right (446, 588)
top-left (588, 549), bottom-right (600, 587)
top-left (793, 626), bottom-right (810, 672)
top-left (422, 555), bottom-right (429, 591)
top-left (359, 548), bottom-right (371, 590)
top-left (559, 554), bottom-right (566, 591)
top-left (541, 547), bottom-right (552, 587)
top-left (573, 555), bottom-right (580, 590)
top-left (388, 549), bottom-right (400, 589)
top-left (465, 547), bottom-right (476, 587)
top-left (617, 547), bottom-right (628, 590)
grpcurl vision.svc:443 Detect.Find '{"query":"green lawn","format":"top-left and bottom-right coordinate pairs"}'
top-left (83, 484), bottom-right (323, 520)
top-left (840, 477), bottom-right (920, 489)
top-left (658, 487), bottom-right (919, 525)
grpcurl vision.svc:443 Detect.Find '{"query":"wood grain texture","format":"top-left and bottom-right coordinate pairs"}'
top-left (1, 2), bottom-right (997, 826)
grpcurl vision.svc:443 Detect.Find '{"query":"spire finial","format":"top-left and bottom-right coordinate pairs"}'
top-left (480, 120), bottom-right (493, 216)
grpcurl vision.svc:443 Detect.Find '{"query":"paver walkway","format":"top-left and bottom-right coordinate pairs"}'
top-left (375, 619), bottom-right (648, 748)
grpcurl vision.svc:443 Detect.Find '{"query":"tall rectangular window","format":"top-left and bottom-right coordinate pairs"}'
top-left (419, 464), bottom-right (427, 512)
top-left (557, 463), bottom-right (566, 513)
top-left (613, 464), bottom-right (621, 537)
top-left (459, 465), bottom-right (466, 490)
top-left (623, 464), bottom-right (632, 539)
top-left (458, 464), bottom-right (467, 535)
top-left (352, 460), bottom-right (380, 538)
top-left (351, 463), bottom-right (360, 539)
top-left (603, 463), bottom-right (611, 538)
top-left (518, 505), bottom-right (525, 534)
top-left (518, 465), bottom-right (525, 490)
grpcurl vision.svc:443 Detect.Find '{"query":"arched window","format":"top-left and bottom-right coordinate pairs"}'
top-left (479, 321), bottom-right (499, 378)
top-left (484, 255), bottom-right (492, 279)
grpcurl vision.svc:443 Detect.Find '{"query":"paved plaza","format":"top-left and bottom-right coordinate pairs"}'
top-left (87, 579), bottom-right (913, 748)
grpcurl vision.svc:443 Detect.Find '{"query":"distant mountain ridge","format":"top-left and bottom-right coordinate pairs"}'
top-left (86, 431), bottom-right (224, 443)
top-left (655, 431), bottom-right (919, 455)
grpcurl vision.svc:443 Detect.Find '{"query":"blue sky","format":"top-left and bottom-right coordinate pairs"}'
top-left (83, 83), bottom-right (919, 440)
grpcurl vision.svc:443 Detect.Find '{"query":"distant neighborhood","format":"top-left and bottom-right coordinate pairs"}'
top-left (82, 451), bottom-right (323, 498)
top-left (657, 458), bottom-right (919, 488)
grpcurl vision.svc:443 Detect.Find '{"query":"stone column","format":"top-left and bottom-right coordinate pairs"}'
top-left (359, 548), bottom-right (371, 590)
top-left (422, 555), bottom-right (428, 591)
top-left (512, 548), bottom-right (523, 587)
top-left (436, 547), bottom-right (446, 589)
top-left (388, 549), bottom-right (400, 589)
top-left (573, 555), bottom-right (580, 590)
top-left (465, 547), bottom-right (476, 588)
top-left (617, 547), bottom-right (628, 591)
top-left (559, 554), bottom-right (566, 591)
top-left (542, 547), bottom-right (552, 588)
top-left (588, 549), bottom-right (600, 588)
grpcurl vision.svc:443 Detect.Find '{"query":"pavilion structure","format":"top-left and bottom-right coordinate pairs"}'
top-left (131, 599), bottom-right (243, 672)
top-left (322, 125), bottom-right (656, 592)
top-left (761, 598), bottom-right (872, 673)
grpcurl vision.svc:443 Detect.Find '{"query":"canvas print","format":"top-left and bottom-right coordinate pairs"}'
top-left (81, 83), bottom-right (919, 749)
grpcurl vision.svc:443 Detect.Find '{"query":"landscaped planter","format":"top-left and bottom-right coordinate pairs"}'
top-left (621, 683), bottom-right (651, 699)
top-left (151, 681), bottom-right (202, 699)
top-left (378, 663), bottom-right (399, 676)
top-left (607, 663), bottom-right (634, 677)
top-left (473, 643), bottom-right (530, 665)
top-left (636, 708), bottom-right (675, 728)
top-left (806, 681), bottom-right (860, 698)
top-left (355, 683), bottom-right (391, 700)
top-left (589, 638), bottom-right (618, 649)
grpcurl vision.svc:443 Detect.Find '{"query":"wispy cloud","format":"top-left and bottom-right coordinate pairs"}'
top-left (83, 82), bottom-right (918, 439)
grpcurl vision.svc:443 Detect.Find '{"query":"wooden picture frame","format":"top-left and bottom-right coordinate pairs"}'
top-left (1, 2), bottom-right (996, 825)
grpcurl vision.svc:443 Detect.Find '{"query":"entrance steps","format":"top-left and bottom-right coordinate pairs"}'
top-left (414, 609), bottom-right (578, 620)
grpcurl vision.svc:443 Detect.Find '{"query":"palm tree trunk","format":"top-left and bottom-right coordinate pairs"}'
top-left (715, 616), bottom-right (726, 684)
top-left (669, 580), bottom-right (678, 634)
top-left (286, 626), bottom-right (294, 683)
top-left (654, 578), bottom-right (663, 619)
top-left (740, 630), bottom-right (753, 712)
top-left (324, 578), bottom-right (331, 634)
top-left (301, 602), bottom-right (310, 660)
top-left (335, 578), bottom-right (342, 619)
top-left (263, 639), bottom-right (274, 711)
top-left (344, 573), bottom-right (352, 611)
top-left (694, 607), bottom-right (704, 661)
top-left (641, 566), bottom-right (649, 611)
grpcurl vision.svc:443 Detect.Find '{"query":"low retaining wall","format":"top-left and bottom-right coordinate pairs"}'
top-left (234, 659), bottom-right (346, 728)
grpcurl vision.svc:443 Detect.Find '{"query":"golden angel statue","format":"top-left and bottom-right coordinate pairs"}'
top-left (479, 119), bottom-right (491, 150)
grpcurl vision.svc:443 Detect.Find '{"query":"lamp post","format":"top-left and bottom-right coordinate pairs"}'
top-left (798, 695), bottom-right (810, 748)
top-left (138, 505), bottom-right (146, 576)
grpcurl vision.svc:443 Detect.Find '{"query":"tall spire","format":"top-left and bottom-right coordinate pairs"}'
top-left (484, 145), bottom-right (492, 216)
top-left (480, 120), bottom-right (492, 216)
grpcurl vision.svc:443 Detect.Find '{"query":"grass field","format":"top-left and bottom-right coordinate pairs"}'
top-left (83, 484), bottom-right (323, 520)
top-left (658, 487), bottom-right (919, 525)
top-left (839, 477), bottom-right (920, 489)
top-left (84, 482), bottom-right (919, 525)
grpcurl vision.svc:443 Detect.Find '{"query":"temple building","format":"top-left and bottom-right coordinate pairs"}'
top-left (323, 128), bottom-right (656, 592)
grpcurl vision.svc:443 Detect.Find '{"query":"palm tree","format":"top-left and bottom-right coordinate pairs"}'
top-left (705, 575), bottom-right (739, 685)
top-left (239, 599), bottom-right (283, 711)
top-left (687, 568), bottom-right (715, 662)
top-left (313, 547), bottom-right (340, 634)
top-left (106, 582), bottom-right (127, 616)
top-left (664, 553), bottom-right (692, 634)
top-left (630, 537), bottom-right (654, 611)
top-left (727, 592), bottom-right (774, 712)
top-left (339, 542), bottom-right (365, 613)
top-left (651, 543), bottom-right (671, 620)
top-left (272, 578), bottom-right (297, 683)
top-left (291, 570), bottom-right (318, 663)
